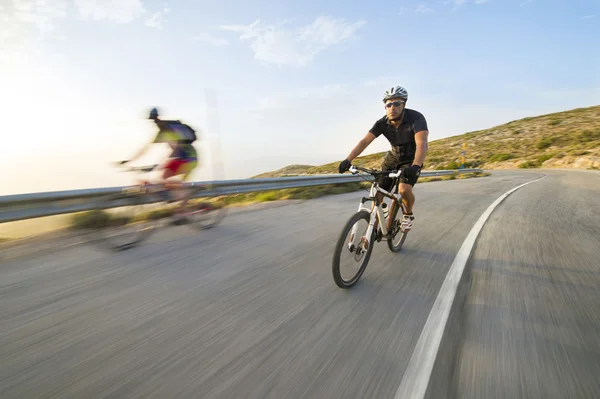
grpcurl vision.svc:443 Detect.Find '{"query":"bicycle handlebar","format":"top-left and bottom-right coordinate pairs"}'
top-left (348, 165), bottom-right (403, 178)
top-left (114, 161), bottom-right (159, 173)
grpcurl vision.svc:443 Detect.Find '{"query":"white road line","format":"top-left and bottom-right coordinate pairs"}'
top-left (395, 174), bottom-right (547, 399)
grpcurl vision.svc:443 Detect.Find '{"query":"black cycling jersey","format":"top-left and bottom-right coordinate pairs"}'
top-left (369, 108), bottom-right (428, 163)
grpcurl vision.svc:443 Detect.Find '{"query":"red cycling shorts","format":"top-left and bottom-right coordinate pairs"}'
top-left (163, 158), bottom-right (197, 179)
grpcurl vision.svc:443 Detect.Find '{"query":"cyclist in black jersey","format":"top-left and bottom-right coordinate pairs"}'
top-left (338, 86), bottom-right (429, 232)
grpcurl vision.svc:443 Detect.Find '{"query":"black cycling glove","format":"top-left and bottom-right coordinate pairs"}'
top-left (338, 159), bottom-right (351, 173)
top-left (404, 164), bottom-right (421, 179)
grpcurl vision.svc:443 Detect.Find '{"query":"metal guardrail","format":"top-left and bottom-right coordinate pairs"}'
top-left (0, 169), bottom-right (483, 224)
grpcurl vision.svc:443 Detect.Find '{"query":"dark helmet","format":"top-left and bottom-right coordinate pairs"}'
top-left (148, 107), bottom-right (159, 119)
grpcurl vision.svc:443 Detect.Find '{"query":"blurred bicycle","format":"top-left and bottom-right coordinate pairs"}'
top-left (79, 162), bottom-right (226, 251)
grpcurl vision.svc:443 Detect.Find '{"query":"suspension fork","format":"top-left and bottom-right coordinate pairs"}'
top-left (348, 183), bottom-right (372, 248)
top-left (348, 184), bottom-right (382, 249)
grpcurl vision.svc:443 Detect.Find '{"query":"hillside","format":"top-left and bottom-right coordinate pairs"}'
top-left (253, 164), bottom-right (316, 178)
top-left (254, 104), bottom-right (600, 177)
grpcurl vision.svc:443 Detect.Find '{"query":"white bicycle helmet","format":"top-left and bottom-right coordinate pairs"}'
top-left (382, 86), bottom-right (408, 103)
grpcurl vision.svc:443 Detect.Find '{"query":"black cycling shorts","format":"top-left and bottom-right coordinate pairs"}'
top-left (377, 151), bottom-right (420, 192)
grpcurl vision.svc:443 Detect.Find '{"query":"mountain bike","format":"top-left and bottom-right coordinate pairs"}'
top-left (82, 163), bottom-right (227, 251)
top-left (332, 165), bottom-right (409, 288)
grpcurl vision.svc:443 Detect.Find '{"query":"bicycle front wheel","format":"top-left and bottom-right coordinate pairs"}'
top-left (185, 198), bottom-right (227, 230)
top-left (332, 210), bottom-right (376, 289)
top-left (183, 185), bottom-right (228, 230)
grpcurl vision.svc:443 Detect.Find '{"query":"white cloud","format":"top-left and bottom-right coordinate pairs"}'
top-left (219, 16), bottom-right (366, 67)
top-left (145, 9), bottom-right (167, 29)
top-left (581, 14), bottom-right (595, 19)
top-left (192, 32), bottom-right (229, 46)
top-left (415, 4), bottom-right (434, 13)
top-left (74, 0), bottom-right (146, 24)
top-left (1, 0), bottom-right (152, 44)
top-left (0, 0), bottom-right (68, 67)
top-left (9, 0), bottom-right (68, 37)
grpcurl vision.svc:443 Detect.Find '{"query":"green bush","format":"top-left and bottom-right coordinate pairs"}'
top-left (577, 129), bottom-right (600, 142)
top-left (569, 149), bottom-right (591, 156)
top-left (255, 192), bottom-right (279, 202)
top-left (488, 153), bottom-right (514, 162)
top-left (536, 137), bottom-right (555, 150)
top-left (537, 153), bottom-right (556, 164)
top-left (519, 161), bottom-right (539, 169)
top-left (70, 210), bottom-right (112, 229)
top-left (143, 208), bottom-right (175, 220)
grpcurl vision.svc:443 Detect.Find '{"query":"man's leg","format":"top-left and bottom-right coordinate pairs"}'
top-left (174, 159), bottom-right (197, 215)
top-left (161, 160), bottom-right (186, 189)
top-left (160, 159), bottom-right (190, 222)
top-left (398, 183), bottom-right (415, 213)
top-left (398, 163), bottom-right (420, 231)
top-left (160, 159), bottom-right (182, 193)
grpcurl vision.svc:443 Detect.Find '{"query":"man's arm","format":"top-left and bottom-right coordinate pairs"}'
top-left (345, 132), bottom-right (377, 162)
top-left (127, 129), bottom-right (165, 163)
top-left (412, 130), bottom-right (429, 167)
top-left (126, 142), bottom-right (152, 163)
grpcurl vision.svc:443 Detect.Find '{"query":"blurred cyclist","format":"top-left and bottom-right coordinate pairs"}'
top-left (121, 107), bottom-right (199, 224)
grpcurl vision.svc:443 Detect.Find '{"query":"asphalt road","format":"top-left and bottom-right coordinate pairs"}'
top-left (1, 169), bottom-right (598, 398)
top-left (455, 169), bottom-right (600, 399)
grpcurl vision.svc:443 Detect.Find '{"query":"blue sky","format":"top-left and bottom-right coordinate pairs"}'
top-left (0, 0), bottom-right (598, 195)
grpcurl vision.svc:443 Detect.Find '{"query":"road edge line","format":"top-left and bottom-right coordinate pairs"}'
top-left (395, 174), bottom-right (546, 399)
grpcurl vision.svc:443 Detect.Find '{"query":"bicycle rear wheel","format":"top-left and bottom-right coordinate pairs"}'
top-left (332, 210), bottom-right (375, 289)
top-left (81, 189), bottom-right (169, 251)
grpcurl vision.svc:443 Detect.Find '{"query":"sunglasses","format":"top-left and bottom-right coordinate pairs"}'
top-left (385, 101), bottom-right (405, 108)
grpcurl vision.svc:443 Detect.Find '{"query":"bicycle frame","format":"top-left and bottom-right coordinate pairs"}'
top-left (348, 166), bottom-right (404, 250)
top-left (119, 164), bottom-right (203, 197)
